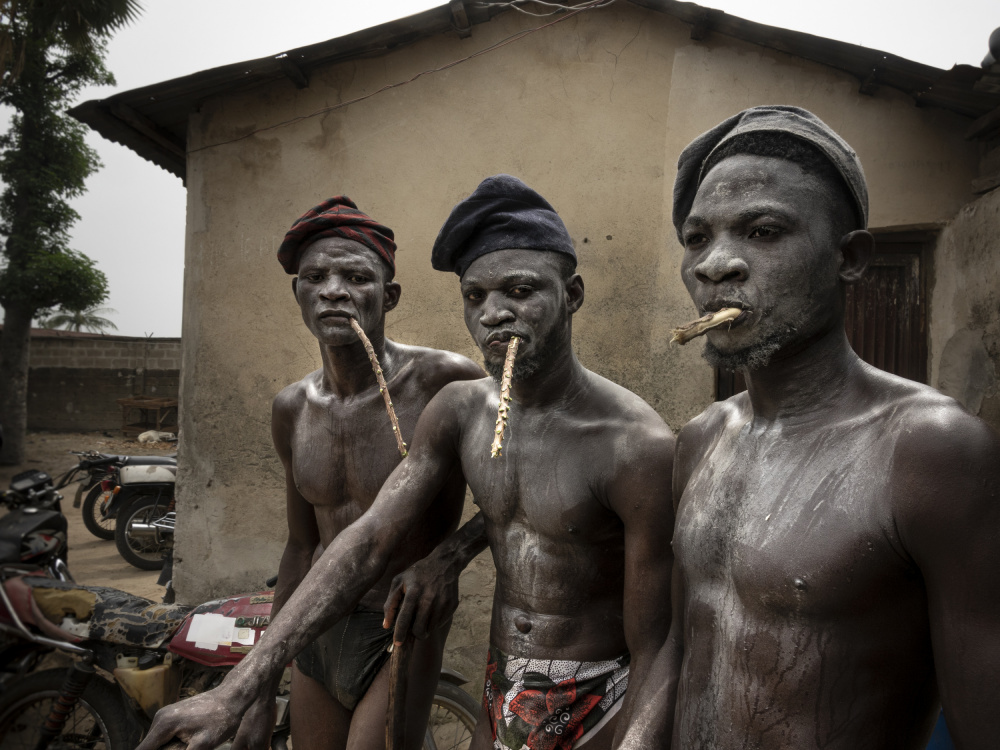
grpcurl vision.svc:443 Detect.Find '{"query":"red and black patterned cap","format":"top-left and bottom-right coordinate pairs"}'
top-left (277, 196), bottom-right (396, 276)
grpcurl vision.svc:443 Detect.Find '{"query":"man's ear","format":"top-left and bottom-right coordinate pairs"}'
top-left (292, 277), bottom-right (299, 302)
top-left (566, 273), bottom-right (585, 314)
top-left (383, 280), bottom-right (402, 312)
top-left (838, 230), bottom-right (874, 284)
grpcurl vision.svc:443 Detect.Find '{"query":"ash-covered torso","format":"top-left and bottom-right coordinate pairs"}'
top-left (281, 344), bottom-right (469, 611)
top-left (458, 370), bottom-right (647, 662)
top-left (673, 388), bottom-right (938, 750)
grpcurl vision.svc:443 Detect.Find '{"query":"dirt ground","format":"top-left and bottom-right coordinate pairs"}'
top-left (1, 430), bottom-right (177, 602)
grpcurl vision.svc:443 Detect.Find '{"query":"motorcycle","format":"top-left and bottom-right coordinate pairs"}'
top-left (0, 472), bottom-right (479, 750)
top-left (74, 452), bottom-right (177, 545)
top-left (110, 455), bottom-right (177, 571)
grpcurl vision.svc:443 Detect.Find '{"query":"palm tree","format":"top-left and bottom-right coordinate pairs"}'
top-left (0, 0), bottom-right (144, 83)
top-left (40, 305), bottom-right (118, 334)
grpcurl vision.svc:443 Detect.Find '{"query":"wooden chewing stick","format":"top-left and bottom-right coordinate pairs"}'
top-left (349, 318), bottom-right (408, 457)
top-left (670, 307), bottom-right (744, 345)
top-left (491, 336), bottom-right (520, 458)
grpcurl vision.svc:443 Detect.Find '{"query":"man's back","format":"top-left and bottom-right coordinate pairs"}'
top-left (672, 362), bottom-right (998, 748)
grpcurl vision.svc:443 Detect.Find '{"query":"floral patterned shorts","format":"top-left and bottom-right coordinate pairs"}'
top-left (483, 645), bottom-right (630, 750)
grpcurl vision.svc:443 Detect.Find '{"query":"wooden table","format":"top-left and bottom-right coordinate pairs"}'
top-left (116, 396), bottom-right (178, 437)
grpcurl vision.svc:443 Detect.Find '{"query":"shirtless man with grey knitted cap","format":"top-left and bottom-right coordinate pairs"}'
top-left (138, 175), bottom-right (675, 750)
top-left (619, 106), bottom-right (1000, 749)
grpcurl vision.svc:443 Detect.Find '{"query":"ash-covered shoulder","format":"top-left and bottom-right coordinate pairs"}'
top-left (393, 342), bottom-right (484, 388)
top-left (886, 376), bottom-right (1000, 468)
top-left (272, 368), bottom-right (320, 415)
top-left (585, 370), bottom-right (675, 444)
top-left (677, 391), bottom-right (748, 449)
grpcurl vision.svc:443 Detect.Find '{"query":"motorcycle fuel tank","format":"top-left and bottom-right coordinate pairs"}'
top-left (120, 464), bottom-right (176, 484)
top-left (168, 591), bottom-right (274, 667)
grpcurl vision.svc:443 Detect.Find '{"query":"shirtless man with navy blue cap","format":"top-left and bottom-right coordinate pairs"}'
top-left (619, 106), bottom-right (1000, 749)
top-left (139, 176), bottom-right (675, 750)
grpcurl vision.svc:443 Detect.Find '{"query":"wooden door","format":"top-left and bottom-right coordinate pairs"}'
top-left (715, 233), bottom-right (930, 400)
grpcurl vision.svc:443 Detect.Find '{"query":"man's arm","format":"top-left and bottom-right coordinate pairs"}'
top-left (893, 409), bottom-right (1000, 748)
top-left (606, 415), bottom-right (675, 746)
top-left (270, 394), bottom-right (320, 617)
top-left (382, 511), bottom-right (489, 643)
top-left (137, 385), bottom-right (470, 750)
top-left (615, 406), bottom-right (721, 749)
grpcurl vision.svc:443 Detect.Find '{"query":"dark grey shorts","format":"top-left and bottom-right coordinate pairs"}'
top-left (294, 608), bottom-right (394, 711)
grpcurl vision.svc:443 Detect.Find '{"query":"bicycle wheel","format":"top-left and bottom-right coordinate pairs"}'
top-left (424, 681), bottom-right (479, 750)
top-left (82, 484), bottom-right (116, 540)
top-left (0, 668), bottom-right (141, 750)
top-left (114, 493), bottom-right (173, 570)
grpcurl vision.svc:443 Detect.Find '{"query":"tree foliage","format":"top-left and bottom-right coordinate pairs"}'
top-left (0, 0), bottom-right (141, 463)
top-left (40, 304), bottom-right (118, 333)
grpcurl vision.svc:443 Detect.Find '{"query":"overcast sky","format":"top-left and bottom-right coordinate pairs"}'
top-left (6, 0), bottom-right (998, 337)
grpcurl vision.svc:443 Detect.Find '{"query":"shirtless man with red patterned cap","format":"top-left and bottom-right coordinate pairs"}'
top-left (269, 197), bottom-right (482, 750)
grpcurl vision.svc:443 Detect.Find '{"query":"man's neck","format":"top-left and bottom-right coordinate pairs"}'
top-left (508, 340), bottom-right (588, 409)
top-left (319, 327), bottom-right (394, 399)
top-left (743, 325), bottom-right (865, 428)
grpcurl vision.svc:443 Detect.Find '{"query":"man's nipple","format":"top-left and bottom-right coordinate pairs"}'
top-left (514, 615), bottom-right (532, 634)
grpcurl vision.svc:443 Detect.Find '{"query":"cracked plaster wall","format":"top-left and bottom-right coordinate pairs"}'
top-left (172, 3), bottom-right (980, 688)
top-left (931, 187), bottom-right (1000, 429)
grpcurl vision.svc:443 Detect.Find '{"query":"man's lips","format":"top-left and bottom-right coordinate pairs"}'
top-left (318, 310), bottom-right (353, 321)
top-left (701, 302), bottom-right (752, 325)
top-left (484, 331), bottom-right (527, 351)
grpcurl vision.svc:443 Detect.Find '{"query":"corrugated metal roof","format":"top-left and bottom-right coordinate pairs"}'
top-left (70, 0), bottom-right (1000, 182)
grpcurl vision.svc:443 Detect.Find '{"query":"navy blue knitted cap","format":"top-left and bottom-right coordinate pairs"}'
top-left (431, 174), bottom-right (576, 277)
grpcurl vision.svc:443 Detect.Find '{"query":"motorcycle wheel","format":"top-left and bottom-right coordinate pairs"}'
top-left (0, 668), bottom-right (141, 750)
top-left (82, 484), bottom-right (116, 541)
top-left (115, 493), bottom-right (173, 571)
top-left (424, 681), bottom-right (480, 750)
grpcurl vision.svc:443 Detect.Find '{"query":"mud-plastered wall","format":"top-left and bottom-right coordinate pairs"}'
top-left (172, 3), bottom-right (978, 688)
top-left (931, 186), bottom-right (1000, 431)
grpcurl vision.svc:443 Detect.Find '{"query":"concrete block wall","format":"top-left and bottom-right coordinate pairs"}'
top-left (21, 334), bottom-right (182, 432)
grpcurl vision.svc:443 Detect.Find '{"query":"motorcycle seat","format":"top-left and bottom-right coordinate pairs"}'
top-left (20, 577), bottom-right (192, 649)
top-left (119, 455), bottom-right (177, 466)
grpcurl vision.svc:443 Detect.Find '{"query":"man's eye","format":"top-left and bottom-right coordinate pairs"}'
top-left (749, 225), bottom-right (783, 239)
top-left (348, 275), bottom-right (370, 283)
top-left (303, 273), bottom-right (324, 282)
top-left (684, 233), bottom-right (707, 248)
top-left (508, 286), bottom-right (532, 298)
top-left (465, 290), bottom-right (483, 301)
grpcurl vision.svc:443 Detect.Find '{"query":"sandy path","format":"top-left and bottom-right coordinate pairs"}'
top-left (1, 431), bottom-right (176, 602)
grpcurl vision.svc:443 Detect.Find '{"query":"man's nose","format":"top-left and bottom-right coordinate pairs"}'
top-left (692, 243), bottom-right (749, 284)
top-left (318, 277), bottom-right (350, 301)
top-left (479, 292), bottom-right (515, 327)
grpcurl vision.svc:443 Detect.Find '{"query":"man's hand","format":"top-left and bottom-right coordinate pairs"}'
top-left (136, 686), bottom-right (276, 750)
top-left (383, 512), bottom-right (489, 645)
top-left (383, 556), bottom-right (461, 645)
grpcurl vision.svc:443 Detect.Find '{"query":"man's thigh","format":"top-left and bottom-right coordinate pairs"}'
top-left (346, 623), bottom-right (452, 750)
top-left (290, 662), bottom-right (352, 750)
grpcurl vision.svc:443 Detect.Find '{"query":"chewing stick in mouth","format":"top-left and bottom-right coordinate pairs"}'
top-left (350, 318), bottom-right (408, 457)
top-left (670, 307), bottom-right (744, 345)
top-left (490, 337), bottom-right (521, 458)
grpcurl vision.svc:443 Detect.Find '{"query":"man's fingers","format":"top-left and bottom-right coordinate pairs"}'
top-left (383, 582), bottom-right (405, 629)
top-left (393, 589), bottom-right (419, 645)
top-left (136, 716), bottom-right (178, 750)
top-left (411, 595), bottom-right (435, 640)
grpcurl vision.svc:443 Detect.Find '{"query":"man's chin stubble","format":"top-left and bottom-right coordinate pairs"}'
top-left (483, 355), bottom-right (542, 383)
top-left (702, 337), bottom-right (785, 372)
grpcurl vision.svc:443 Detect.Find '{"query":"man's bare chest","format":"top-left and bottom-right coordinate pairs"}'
top-left (461, 407), bottom-right (617, 540)
top-left (675, 425), bottom-right (911, 617)
top-left (289, 395), bottom-right (423, 509)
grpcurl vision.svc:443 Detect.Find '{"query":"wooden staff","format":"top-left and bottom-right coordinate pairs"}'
top-left (385, 633), bottom-right (415, 750)
top-left (490, 336), bottom-right (520, 458)
top-left (350, 318), bottom-right (408, 457)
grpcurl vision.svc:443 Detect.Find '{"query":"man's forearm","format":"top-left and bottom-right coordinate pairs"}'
top-left (271, 544), bottom-right (312, 617)
top-left (435, 512), bottom-right (489, 574)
